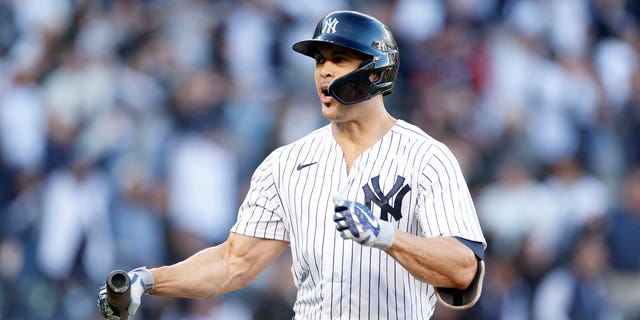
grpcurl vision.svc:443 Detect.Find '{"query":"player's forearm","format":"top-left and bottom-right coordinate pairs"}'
top-left (148, 234), bottom-right (289, 299)
top-left (386, 233), bottom-right (477, 289)
top-left (148, 243), bottom-right (250, 299)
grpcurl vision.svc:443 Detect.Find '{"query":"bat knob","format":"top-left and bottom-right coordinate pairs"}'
top-left (107, 270), bottom-right (130, 293)
top-left (106, 270), bottom-right (131, 319)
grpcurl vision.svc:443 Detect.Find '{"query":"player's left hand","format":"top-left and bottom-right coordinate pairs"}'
top-left (333, 197), bottom-right (395, 250)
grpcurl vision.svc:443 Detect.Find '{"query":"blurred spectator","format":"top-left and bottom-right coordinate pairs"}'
top-left (0, 70), bottom-right (46, 172)
top-left (42, 45), bottom-right (115, 136)
top-left (224, 0), bottom-right (279, 94)
top-left (548, 0), bottom-right (591, 58)
top-left (36, 150), bottom-right (115, 283)
top-left (273, 91), bottom-right (327, 148)
top-left (593, 29), bottom-right (638, 112)
top-left (110, 154), bottom-right (167, 268)
top-left (164, 126), bottom-right (238, 254)
top-left (157, 296), bottom-right (253, 320)
top-left (476, 157), bottom-right (556, 259)
top-left (605, 167), bottom-right (640, 271)
top-left (164, 70), bottom-right (238, 260)
top-left (533, 229), bottom-right (617, 320)
top-left (465, 255), bottom-right (532, 320)
top-left (619, 70), bottom-right (640, 167)
top-left (2, 171), bottom-right (42, 272)
top-left (542, 157), bottom-right (610, 258)
top-left (392, 0), bottom-right (445, 43)
top-left (605, 167), bottom-right (640, 319)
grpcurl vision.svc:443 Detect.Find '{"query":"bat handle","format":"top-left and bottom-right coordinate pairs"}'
top-left (106, 270), bottom-right (131, 320)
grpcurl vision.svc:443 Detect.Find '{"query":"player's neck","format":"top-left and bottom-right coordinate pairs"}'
top-left (332, 108), bottom-right (396, 172)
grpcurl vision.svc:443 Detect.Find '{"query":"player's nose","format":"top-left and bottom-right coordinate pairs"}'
top-left (318, 63), bottom-right (335, 79)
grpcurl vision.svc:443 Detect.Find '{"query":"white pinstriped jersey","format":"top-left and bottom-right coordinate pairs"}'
top-left (231, 120), bottom-right (486, 319)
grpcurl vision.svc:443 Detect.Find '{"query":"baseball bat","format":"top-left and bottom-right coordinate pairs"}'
top-left (106, 270), bottom-right (131, 320)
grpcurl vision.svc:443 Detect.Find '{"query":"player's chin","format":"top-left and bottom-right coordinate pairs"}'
top-left (321, 98), bottom-right (338, 114)
top-left (321, 104), bottom-right (341, 120)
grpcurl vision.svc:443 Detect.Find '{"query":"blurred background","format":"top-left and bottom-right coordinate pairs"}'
top-left (1, 0), bottom-right (640, 319)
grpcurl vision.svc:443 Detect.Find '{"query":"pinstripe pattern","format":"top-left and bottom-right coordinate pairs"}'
top-left (231, 120), bottom-right (485, 319)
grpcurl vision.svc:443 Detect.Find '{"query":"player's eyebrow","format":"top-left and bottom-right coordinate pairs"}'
top-left (315, 44), bottom-right (367, 59)
top-left (330, 48), bottom-right (353, 56)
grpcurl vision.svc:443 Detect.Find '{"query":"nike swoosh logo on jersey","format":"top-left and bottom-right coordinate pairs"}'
top-left (296, 162), bottom-right (318, 170)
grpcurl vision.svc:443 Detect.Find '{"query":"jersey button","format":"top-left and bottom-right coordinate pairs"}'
top-left (332, 272), bottom-right (341, 281)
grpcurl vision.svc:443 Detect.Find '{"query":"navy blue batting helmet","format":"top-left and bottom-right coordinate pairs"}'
top-left (293, 11), bottom-right (399, 104)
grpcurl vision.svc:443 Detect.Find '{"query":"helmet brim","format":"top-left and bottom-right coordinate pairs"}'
top-left (292, 39), bottom-right (318, 57)
top-left (292, 38), bottom-right (373, 59)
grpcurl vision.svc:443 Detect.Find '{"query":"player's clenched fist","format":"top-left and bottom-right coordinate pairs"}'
top-left (97, 267), bottom-right (154, 319)
top-left (333, 197), bottom-right (395, 250)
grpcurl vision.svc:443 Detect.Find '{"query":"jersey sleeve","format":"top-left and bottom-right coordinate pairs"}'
top-left (415, 143), bottom-right (486, 246)
top-left (231, 151), bottom-right (290, 242)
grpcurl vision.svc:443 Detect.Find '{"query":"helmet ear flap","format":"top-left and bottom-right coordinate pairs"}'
top-left (378, 68), bottom-right (397, 96)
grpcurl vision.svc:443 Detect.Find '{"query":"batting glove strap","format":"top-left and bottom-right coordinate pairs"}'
top-left (373, 219), bottom-right (395, 250)
top-left (129, 266), bottom-right (154, 294)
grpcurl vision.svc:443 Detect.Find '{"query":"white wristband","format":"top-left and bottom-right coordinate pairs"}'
top-left (130, 267), bottom-right (154, 294)
top-left (373, 220), bottom-right (395, 250)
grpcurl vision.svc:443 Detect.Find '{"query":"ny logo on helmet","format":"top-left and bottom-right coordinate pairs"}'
top-left (322, 18), bottom-right (339, 34)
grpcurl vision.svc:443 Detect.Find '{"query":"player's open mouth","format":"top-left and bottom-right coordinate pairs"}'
top-left (320, 87), bottom-right (333, 103)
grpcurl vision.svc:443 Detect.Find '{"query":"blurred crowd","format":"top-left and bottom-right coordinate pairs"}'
top-left (1, 0), bottom-right (640, 319)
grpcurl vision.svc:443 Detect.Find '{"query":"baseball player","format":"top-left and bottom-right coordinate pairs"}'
top-left (98, 10), bottom-right (486, 319)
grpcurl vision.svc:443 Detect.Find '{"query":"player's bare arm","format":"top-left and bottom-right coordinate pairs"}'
top-left (149, 232), bottom-right (289, 298)
top-left (386, 233), bottom-right (478, 289)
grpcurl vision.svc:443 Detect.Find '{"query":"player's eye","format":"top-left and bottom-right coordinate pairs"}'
top-left (331, 56), bottom-right (347, 64)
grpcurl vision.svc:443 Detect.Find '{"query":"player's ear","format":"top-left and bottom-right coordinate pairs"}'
top-left (369, 70), bottom-right (381, 82)
top-left (435, 259), bottom-right (485, 310)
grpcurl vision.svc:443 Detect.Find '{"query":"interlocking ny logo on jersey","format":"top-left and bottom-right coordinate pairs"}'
top-left (323, 17), bottom-right (339, 34)
top-left (362, 175), bottom-right (411, 222)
